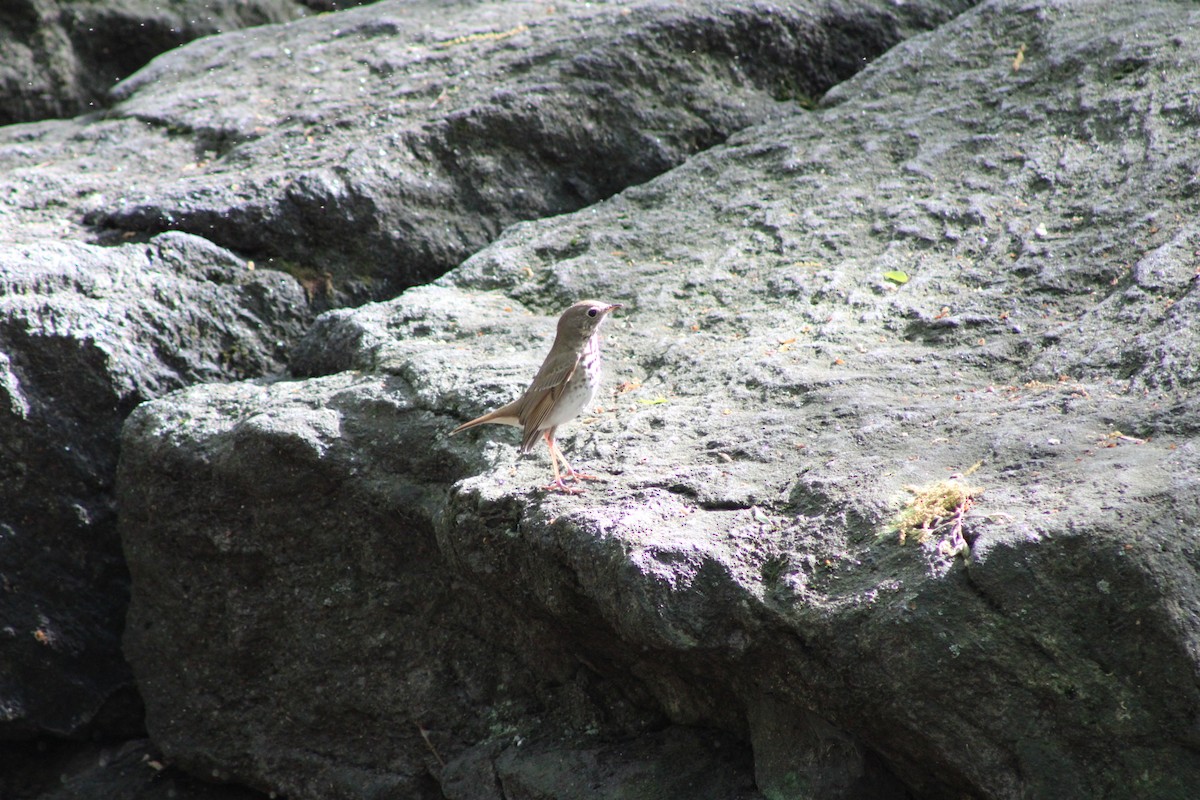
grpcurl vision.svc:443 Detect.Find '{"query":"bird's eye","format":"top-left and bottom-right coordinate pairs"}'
top-left (587, 308), bottom-right (598, 317)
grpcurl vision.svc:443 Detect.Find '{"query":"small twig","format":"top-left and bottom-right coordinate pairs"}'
top-left (1099, 430), bottom-right (1147, 446)
top-left (416, 722), bottom-right (445, 767)
top-left (434, 24), bottom-right (529, 49)
top-left (935, 502), bottom-right (972, 557)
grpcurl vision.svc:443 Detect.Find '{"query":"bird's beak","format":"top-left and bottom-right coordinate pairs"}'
top-left (606, 303), bottom-right (623, 314)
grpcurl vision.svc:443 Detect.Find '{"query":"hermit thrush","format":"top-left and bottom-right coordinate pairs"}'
top-left (451, 300), bottom-right (622, 493)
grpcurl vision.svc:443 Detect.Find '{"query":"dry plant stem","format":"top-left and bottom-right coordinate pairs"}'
top-left (922, 500), bottom-right (970, 539)
top-left (416, 723), bottom-right (445, 768)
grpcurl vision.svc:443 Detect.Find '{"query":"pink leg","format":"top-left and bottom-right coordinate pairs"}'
top-left (546, 432), bottom-right (603, 484)
top-left (541, 430), bottom-right (585, 494)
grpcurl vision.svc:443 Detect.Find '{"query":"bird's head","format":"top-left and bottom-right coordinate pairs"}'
top-left (557, 299), bottom-right (621, 343)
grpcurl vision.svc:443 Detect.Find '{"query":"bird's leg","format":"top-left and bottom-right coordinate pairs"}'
top-left (548, 433), bottom-right (602, 484)
top-left (542, 430), bottom-right (585, 494)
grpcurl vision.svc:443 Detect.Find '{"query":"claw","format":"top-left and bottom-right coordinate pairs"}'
top-left (543, 479), bottom-right (586, 495)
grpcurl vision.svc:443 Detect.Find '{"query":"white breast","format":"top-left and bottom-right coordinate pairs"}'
top-left (542, 334), bottom-right (601, 429)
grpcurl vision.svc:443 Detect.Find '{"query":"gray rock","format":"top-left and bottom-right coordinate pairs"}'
top-left (0, 0), bottom-right (306, 125)
top-left (0, 232), bottom-right (310, 738)
top-left (444, 727), bottom-right (760, 800)
top-left (120, 2), bottom-right (1200, 799)
top-left (83, 0), bottom-right (969, 299)
top-left (0, 0), bottom-right (963, 757)
top-left (0, 739), bottom-right (267, 800)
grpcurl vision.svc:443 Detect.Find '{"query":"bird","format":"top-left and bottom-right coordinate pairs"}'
top-left (451, 299), bottom-right (622, 493)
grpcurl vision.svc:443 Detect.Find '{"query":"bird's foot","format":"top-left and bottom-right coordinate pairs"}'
top-left (565, 470), bottom-right (604, 483)
top-left (544, 479), bottom-right (586, 495)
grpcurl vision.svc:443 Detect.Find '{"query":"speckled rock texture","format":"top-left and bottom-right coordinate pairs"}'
top-left (0, 0), bottom-right (307, 125)
top-left (118, 1), bottom-right (1200, 798)
top-left (1, 1), bottom-right (964, 779)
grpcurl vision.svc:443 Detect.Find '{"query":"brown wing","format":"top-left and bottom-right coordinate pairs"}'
top-left (525, 346), bottom-right (581, 396)
top-left (516, 349), bottom-right (582, 452)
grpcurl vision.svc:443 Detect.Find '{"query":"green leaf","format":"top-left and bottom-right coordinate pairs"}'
top-left (883, 270), bottom-right (909, 285)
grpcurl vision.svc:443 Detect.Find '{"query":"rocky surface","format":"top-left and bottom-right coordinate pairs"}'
top-left (0, 0), bottom-right (965, 771)
top-left (2, 0), bottom-right (960, 298)
top-left (0, 233), bottom-right (309, 743)
top-left (0, 0), bottom-right (309, 125)
top-left (85, 0), bottom-right (955, 300)
top-left (0, 738), bottom-right (266, 800)
top-left (117, 1), bottom-right (1200, 799)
